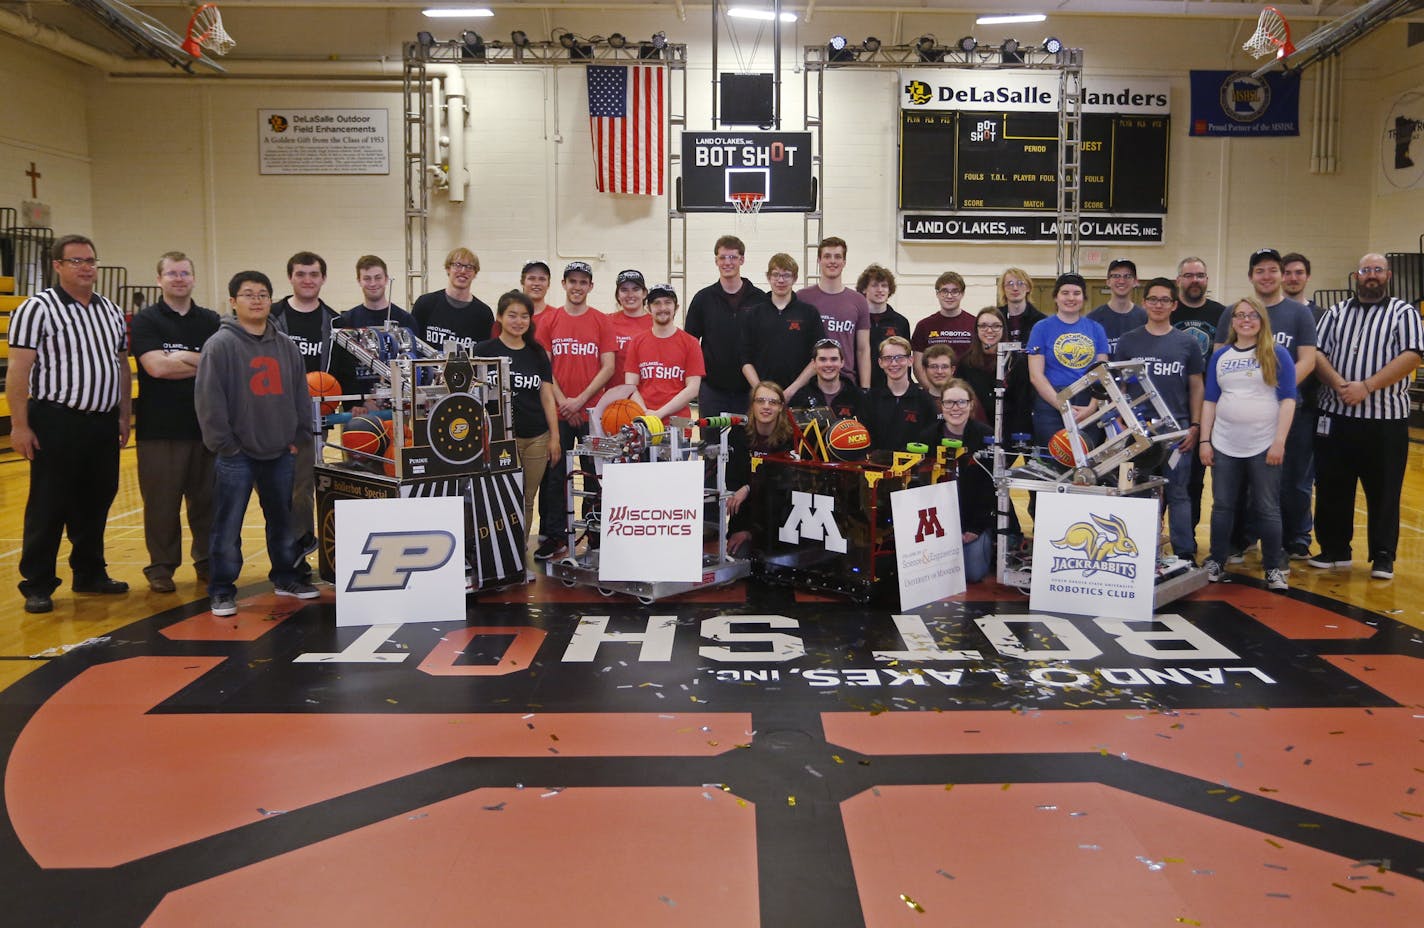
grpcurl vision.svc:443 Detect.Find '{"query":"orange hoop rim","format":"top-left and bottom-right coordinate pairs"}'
top-left (730, 192), bottom-right (766, 214)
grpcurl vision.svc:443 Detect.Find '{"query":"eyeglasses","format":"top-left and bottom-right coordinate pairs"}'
top-left (1232, 312), bottom-right (1260, 321)
top-left (769, 271), bottom-right (795, 281)
top-left (936, 288), bottom-right (963, 297)
top-left (941, 398), bottom-right (971, 408)
top-left (162, 270), bottom-right (194, 279)
top-left (1107, 272), bottom-right (1135, 281)
top-left (1358, 266), bottom-right (1388, 276)
top-left (1178, 272), bottom-right (1207, 280)
top-left (235, 290), bottom-right (271, 301)
top-left (1003, 279), bottom-right (1027, 288)
top-left (880, 354), bottom-right (910, 363)
top-left (752, 397), bottom-right (783, 406)
top-left (977, 322), bottom-right (1003, 330)
top-left (1144, 296), bottom-right (1175, 306)
top-left (813, 338), bottom-right (840, 350)
top-left (448, 262), bottom-right (477, 272)
top-left (57, 257), bottom-right (98, 267)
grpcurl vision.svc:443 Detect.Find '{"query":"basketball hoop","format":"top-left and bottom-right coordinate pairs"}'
top-left (1243, 5), bottom-right (1295, 60)
top-left (182, 3), bottom-right (236, 58)
top-left (730, 192), bottom-right (765, 216)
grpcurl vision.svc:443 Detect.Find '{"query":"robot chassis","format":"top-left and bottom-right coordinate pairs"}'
top-left (545, 415), bottom-right (751, 604)
top-left (987, 345), bottom-right (1209, 607)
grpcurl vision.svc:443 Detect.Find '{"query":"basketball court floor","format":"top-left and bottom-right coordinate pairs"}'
top-left (0, 442), bottom-right (1421, 926)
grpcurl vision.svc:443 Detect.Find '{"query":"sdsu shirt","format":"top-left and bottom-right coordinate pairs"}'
top-left (627, 328), bottom-right (706, 421)
top-left (542, 305), bottom-right (615, 404)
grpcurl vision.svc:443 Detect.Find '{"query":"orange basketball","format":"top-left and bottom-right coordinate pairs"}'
top-left (306, 371), bottom-right (341, 415)
top-left (601, 398), bottom-right (645, 434)
top-left (341, 415), bottom-right (388, 462)
top-left (826, 418), bottom-right (872, 462)
top-left (380, 419), bottom-right (413, 477)
top-left (1048, 428), bottom-right (1090, 466)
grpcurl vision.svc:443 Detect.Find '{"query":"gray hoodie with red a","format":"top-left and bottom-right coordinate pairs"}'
top-left (195, 315), bottom-right (310, 459)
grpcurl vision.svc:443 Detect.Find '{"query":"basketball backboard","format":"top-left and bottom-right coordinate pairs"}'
top-left (1247, 0), bottom-right (1421, 77)
top-left (679, 131), bottom-right (815, 213)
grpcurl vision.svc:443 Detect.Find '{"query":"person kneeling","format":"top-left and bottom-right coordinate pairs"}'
top-left (938, 380), bottom-right (994, 584)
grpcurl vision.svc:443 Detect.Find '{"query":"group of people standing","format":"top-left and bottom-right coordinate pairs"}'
top-left (6, 233), bottom-right (1418, 615)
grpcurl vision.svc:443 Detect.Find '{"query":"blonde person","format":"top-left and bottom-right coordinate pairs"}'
top-left (475, 291), bottom-right (561, 540)
top-left (997, 266), bottom-right (1044, 344)
top-left (1199, 297), bottom-right (1297, 591)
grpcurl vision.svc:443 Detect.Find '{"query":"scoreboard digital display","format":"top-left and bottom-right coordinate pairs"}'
top-left (899, 110), bottom-right (1169, 214)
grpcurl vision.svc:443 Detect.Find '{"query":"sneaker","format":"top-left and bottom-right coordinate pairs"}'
top-left (1265, 568), bottom-right (1289, 591)
top-left (292, 533), bottom-right (320, 568)
top-left (1370, 559), bottom-right (1394, 580)
top-left (1226, 551), bottom-right (1246, 565)
top-left (23, 591), bottom-right (53, 614)
top-left (210, 593), bottom-right (237, 617)
top-left (1306, 555), bottom-right (1350, 569)
top-left (1203, 559), bottom-right (1225, 582)
top-left (72, 576), bottom-right (129, 595)
top-left (534, 536), bottom-right (568, 561)
top-left (273, 580), bottom-right (321, 600)
top-left (1286, 543), bottom-right (1312, 561)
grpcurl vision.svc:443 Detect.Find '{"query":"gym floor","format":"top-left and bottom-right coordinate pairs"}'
top-left (0, 440), bottom-right (1421, 927)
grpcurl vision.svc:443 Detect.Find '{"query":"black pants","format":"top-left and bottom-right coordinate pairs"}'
top-left (1313, 414), bottom-right (1409, 562)
top-left (19, 401), bottom-right (121, 596)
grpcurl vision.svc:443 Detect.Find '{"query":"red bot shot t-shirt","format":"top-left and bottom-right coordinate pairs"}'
top-left (626, 328), bottom-right (706, 421)
top-left (608, 311), bottom-right (655, 381)
top-left (542, 306), bottom-right (615, 408)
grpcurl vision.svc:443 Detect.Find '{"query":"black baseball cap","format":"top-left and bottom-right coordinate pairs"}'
top-left (1107, 257), bottom-right (1137, 277)
top-left (1248, 247), bottom-right (1283, 271)
top-left (616, 269), bottom-right (646, 288)
top-left (563, 261), bottom-right (593, 280)
top-left (1053, 272), bottom-right (1087, 295)
top-left (646, 283), bottom-right (678, 303)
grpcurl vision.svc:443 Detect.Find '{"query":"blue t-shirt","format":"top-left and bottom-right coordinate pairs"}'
top-left (1114, 325), bottom-right (1204, 425)
top-left (1088, 303), bottom-right (1147, 355)
top-left (1026, 314), bottom-right (1110, 391)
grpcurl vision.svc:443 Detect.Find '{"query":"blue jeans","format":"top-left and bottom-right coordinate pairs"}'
top-left (210, 451), bottom-right (298, 598)
top-left (1280, 406), bottom-right (1316, 549)
top-left (1208, 449), bottom-right (1282, 570)
top-left (963, 531), bottom-right (992, 584)
top-left (1162, 446), bottom-right (1195, 558)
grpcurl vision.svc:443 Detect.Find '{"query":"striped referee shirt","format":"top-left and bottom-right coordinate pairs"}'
top-left (7, 286), bottom-right (128, 413)
top-left (1316, 295), bottom-right (1424, 420)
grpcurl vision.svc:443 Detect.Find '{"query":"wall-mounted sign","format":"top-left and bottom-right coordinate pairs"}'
top-left (259, 109), bottom-right (389, 175)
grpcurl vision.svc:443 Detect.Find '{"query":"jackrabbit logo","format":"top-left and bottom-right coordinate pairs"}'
top-left (1048, 513), bottom-right (1140, 578)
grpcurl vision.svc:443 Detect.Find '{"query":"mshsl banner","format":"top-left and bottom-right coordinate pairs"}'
top-left (1030, 493), bottom-right (1158, 620)
top-left (1189, 70), bottom-right (1299, 137)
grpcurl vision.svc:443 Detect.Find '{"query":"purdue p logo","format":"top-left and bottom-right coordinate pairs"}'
top-left (346, 531), bottom-right (458, 592)
top-left (778, 491), bottom-right (847, 554)
top-left (914, 506), bottom-right (945, 543)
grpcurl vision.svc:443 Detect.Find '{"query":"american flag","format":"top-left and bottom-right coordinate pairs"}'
top-left (587, 64), bottom-right (665, 195)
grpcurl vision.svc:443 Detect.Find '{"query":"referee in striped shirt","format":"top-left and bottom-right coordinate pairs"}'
top-left (5, 234), bottom-right (132, 613)
top-left (1309, 253), bottom-right (1424, 581)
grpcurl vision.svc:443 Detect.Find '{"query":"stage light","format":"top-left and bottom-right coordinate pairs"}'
top-left (510, 30), bottom-right (529, 48)
top-left (976, 13), bottom-right (1047, 25)
top-left (862, 36), bottom-right (881, 53)
top-left (460, 30), bottom-right (485, 59)
top-left (608, 32), bottom-right (627, 48)
top-left (827, 34), bottom-right (855, 62)
top-left (728, 6), bottom-right (798, 23)
top-left (416, 31), bottom-right (436, 48)
top-left (956, 35), bottom-right (977, 54)
top-left (422, 7), bottom-right (494, 17)
top-left (639, 32), bottom-right (668, 60)
top-left (1042, 36), bottom-right (1063, 54)
top-left (650, 31), bottom-right (668, 49)
top-left (1000, 38), bottom-right (1024, 64)
top-left (915, 34), bottom-right (944, 63)
top-left (558, 32), bottom-right (576, 49)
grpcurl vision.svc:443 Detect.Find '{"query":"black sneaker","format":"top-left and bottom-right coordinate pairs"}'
top-left (72, 576), bottom-right (129, 595)
top-left (534, 536), bottom-right (568, 561)
top-left (1370, 559), bottom-right (1394, 580)
top-left (24, 591), bottom-right (53, 614)
top-left (1286, 543), bottom-right (1312, 561)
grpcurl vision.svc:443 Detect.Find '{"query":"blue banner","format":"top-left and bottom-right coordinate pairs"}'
top-left (1189, 70), bottom-right (1299, 137)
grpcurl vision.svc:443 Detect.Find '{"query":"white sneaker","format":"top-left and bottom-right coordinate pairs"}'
top-left (210, 593), bottom-right (238, 617)
top-left (1265, 568), bottom-right (1289, 591)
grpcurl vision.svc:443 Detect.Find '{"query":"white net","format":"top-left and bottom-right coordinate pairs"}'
top-left (730, 193), bottom-right (765, 215)
top-left (190, 4), bottom-right (236, 56)
top-left (1243, 7), bottom-right (1290, 59)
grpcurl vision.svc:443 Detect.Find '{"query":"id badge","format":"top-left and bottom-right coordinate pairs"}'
top-left (1316, 414), bottom-right (1331, 438)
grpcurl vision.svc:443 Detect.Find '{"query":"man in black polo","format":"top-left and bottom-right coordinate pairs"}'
top-left (685, 235), bottom-right (764, 421)
top-left (6, 234), bottom-right (132, 613)
top-left (131, 251), bottom-right (222, 593)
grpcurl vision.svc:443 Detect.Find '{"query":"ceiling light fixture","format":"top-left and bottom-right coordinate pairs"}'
top-left (422, 7), bottom-right (495, 18)
top-left (976, 14), bottom-right (1047, 26)
top-left (727, 7), bottom-right (799, 23)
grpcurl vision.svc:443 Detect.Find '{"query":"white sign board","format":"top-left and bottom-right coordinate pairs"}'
top-left (1030, 493), bottom-right (1159, 620)
top-left (598, 461), bottom-right (704, 582)
top-left (259, 109), bottom-right (390, 175)
top-left (334, 497), bottom-right (466, 627)
top-left (890, 481), bottom-right (967, 611)
top-left (900, 71), bottom-right (1170, 114)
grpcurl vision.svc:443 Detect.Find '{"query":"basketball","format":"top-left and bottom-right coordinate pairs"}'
top-left (306, 371), bottom-right (341, 415)
top-left (826, 418), bottom-right (872, 462)
top-left (341, 415), bottom-right (388, 461)
top-left (1048, 428), bottom-right (1090, 466)
top-left (380, 419), bottom-right (413, 477)
top-left (601, 398), bottom-right (644, 435)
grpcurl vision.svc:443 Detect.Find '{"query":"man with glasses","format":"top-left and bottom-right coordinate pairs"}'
top-left (1214, 248), bottom-right (1318, 562)
top-left (130, 251), bottom-right (221, 593)
top-left (195, 271), bottom-right (319, 617)
top-left (1309, 255), bottom-right (1423, 581)
top-left (1115, 278), bottom-right (1204, 564)
top-left (798, 237), bottom-right (872, 388)
top-left (413, 247), bottom-right (494, 352)
top-left (861, 336), bottom-right (939, 452)
top-left (792, 338), bottom-right (862, 419)
top-left (911, 271), bottom-right (975, 384)
top-left (7, 235), bottom-right (132, 613)
top-left (741, 253), bottom-right (824, 396)
top-left (998, 267), bottom-right (1044, 344)
top-left (1172, 256), bottom-right (1226, 536)
top-left (1088, 258), bottom-right (1146, 355)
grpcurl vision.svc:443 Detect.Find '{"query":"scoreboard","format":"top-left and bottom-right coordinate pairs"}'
top-left (900, 110), bottom-right (1170, 214)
